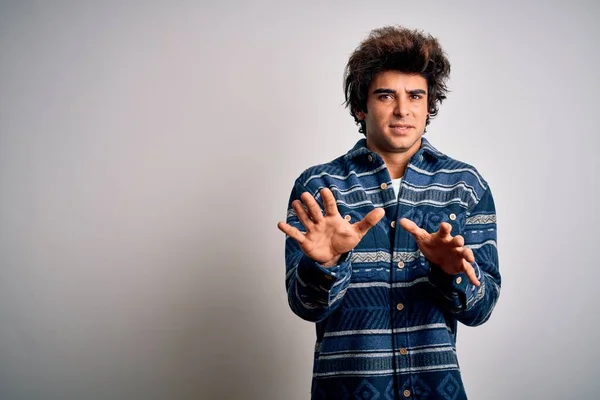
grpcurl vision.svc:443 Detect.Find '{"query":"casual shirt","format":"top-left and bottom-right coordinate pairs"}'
top-left (284, 137), bottom-right (501, 399)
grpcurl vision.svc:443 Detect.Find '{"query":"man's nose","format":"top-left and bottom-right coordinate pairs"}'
top-left (394, 98), bottom-right (409, 116)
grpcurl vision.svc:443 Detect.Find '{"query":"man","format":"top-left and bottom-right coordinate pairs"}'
top-left (277, 26), bottom-right (500, 399)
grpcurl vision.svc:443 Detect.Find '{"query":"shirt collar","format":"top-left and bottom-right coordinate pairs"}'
top-left (344, 136), bottom-right (447, 162)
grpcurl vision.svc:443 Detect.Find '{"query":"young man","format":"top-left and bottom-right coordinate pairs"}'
top-left (277, 26), bottom-right (501, 399)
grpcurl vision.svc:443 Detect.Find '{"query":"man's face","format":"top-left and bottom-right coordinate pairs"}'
top-left (357, 71), bottom-right (429, 156)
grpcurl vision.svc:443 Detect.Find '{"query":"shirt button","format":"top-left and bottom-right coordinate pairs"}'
top-left (456, 276), bottom-right (462, 284)
top-left (390, 220), bottom-right (395, 228)
top-left (399, 348), bottom-right (408, 355)
top-left (344, 214), bottom-right (352, 222)
top-left (397, 261), bottom-right (405, 269)
top-left (449, 213), bottom-right (457, 221)
top-left (403, 389), bottom-right (411, 397)
top-left (367, 155), bottom-right (373, 162)
top-left (380, 183), bottom-right (388, 190)
top-left (396, 303), bottom-right (404, 311)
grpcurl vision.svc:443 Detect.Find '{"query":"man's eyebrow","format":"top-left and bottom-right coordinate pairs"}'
top-left (372, 88), bottom-right (427, 95)
top-left (372, 88), bottom-right (396, 94)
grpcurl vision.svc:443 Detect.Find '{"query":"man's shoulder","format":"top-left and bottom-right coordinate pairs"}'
top-left (414, 138), bottom-right (489, 193)
top-left (294, 153), bottom-right (351, 190)
top-left (432, 153), bottom-right (483, 175)
top-left (294, 138), bottom-right (372, 188)
top-left (418, 149), bottom-right (491, 197)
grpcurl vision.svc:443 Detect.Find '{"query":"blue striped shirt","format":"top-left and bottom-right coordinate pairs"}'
top-left (284, 138), bottom-right (501, 399)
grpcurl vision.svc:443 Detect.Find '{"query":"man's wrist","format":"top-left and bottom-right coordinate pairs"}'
top-left (321, 255), bottom-right (342, 267)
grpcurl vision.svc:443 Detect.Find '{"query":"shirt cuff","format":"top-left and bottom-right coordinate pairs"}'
top-left (297, 252), bottom-right (352, 289)
top-left (425, 258), bottom-right (483, 310)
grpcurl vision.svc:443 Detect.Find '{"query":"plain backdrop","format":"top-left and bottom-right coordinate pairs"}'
top-left (1, 1), bottom-right (598, 399)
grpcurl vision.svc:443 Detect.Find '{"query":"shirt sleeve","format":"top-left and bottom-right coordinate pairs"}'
top-left (426, 186), bottom-right (501, 326)
top-left (283, 179), bottom-right (352, 322)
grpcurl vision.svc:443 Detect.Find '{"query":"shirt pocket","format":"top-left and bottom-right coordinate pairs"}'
top-left (350, 262), bottom-right (390, 281)
top-left (332, 207), bottom-right (384, 280)
top-left (423, 208), bottom-right (467, 235)
top-left (348, 232), bottom-right (390, 282)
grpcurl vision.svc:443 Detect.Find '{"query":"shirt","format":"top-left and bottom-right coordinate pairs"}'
top-left (391, 177), bottom-right (402, 199)
top-left (283, 137), bottom-right (501, 400)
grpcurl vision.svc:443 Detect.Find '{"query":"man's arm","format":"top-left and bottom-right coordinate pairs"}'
top-left (401, 187), bottom-right (501, 326)
top-left (278, 181), bottom-right (383, 322)
top-left (427, 187), bottom-right (501, 326)
top-left (284, 238), bottom-right (352, 323)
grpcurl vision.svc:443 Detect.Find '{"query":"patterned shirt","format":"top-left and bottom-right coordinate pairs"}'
top-left (284, 137), bottom-right (501, 400)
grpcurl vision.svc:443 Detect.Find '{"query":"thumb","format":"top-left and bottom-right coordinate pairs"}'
top-left (355, 208), bottom-right (385, 235)
top-left (399, 218), bottom-right (429, 241)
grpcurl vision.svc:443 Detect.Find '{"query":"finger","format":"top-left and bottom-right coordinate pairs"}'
top-left (291, 200), bottom-right (314, 229)
top-left (320, 188), bottom-right (340, 217)
top-left (437, 222), bottom-right (452, 238)
top-left (462, 260), bottom-right (480, 286)
top-left (300, 192), bottom-right (324, 222)
top-left (277, 221), bottom-right (306, 244)
top-left (399, 218), bottom-right (430, 241)
top-left (452, 235), bottom-right (464, 247)
top-left (355, 208), bottom-right (385, 235)
top-left (462, 247), bottom-right (475, 263)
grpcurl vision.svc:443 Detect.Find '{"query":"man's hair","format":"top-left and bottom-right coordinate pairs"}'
top-left (344, 26), bottom-right (451, 135)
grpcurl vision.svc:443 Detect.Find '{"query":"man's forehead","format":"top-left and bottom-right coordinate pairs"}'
top-left (370, 71), bottom-right (427, 89)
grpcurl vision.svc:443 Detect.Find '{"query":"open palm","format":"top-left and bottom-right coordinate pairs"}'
top-left (399, 218), bottom-right (480, 286)
top-left (278, 188), bottom-right (384, 266)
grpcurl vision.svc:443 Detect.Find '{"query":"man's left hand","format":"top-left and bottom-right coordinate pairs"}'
top-left (399, 218), bottom-right (480, 286)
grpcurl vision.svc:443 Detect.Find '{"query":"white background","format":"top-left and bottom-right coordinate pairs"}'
top-left (1, 1), bottom-right (598, 399)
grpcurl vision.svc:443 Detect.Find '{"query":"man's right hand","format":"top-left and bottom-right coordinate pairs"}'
top-left (277, 188), bottom-right (385, 266)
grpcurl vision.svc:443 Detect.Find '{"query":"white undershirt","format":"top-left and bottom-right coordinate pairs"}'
top-left (391, 177), bottom-right (403, 199)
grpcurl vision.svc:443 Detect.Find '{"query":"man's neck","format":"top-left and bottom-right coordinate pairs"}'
top-left (366, 139), bottom-right (422, 179)
top-left (379, 153), bottom-right (411, 179)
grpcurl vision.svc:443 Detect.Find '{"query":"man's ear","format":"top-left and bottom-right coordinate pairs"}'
top-left (355, 111), bottom-right (365, 120)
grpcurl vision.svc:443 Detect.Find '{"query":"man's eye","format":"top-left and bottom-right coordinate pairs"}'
top-left (379, 94), bottom-right (393, 100)
top-left (411, 94), bottom-right (422, 100)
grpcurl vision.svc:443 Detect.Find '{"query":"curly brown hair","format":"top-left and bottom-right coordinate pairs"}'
top-left (344, 26), bottom-right (451, 135)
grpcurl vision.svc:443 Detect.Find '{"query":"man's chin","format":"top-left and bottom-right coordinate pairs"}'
top-left (389, 137), bottom-right (421, 151)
